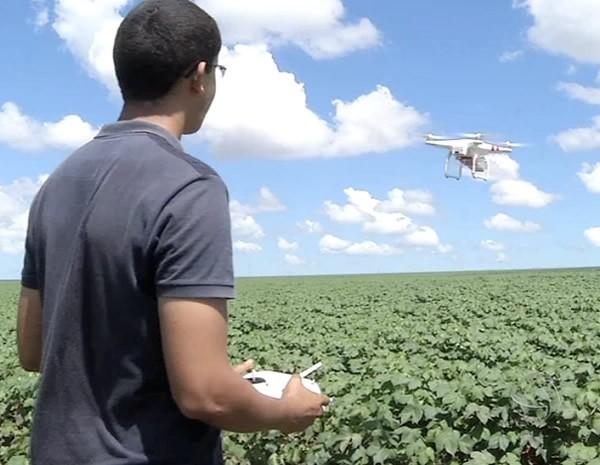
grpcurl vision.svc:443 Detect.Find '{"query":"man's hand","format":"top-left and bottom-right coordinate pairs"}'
top-left (232, 359), bottom-right (255, 375)
top-left (279, 375), bottom-right (330, 434)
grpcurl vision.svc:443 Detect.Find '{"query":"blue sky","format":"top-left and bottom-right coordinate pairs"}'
top-left (2, 0), bottom-right (600, 278)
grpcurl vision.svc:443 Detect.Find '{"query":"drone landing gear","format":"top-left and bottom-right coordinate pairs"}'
top-left (445, 153), bottom-right (463, 180)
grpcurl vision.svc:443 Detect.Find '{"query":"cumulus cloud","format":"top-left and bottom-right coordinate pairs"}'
top-left (229, 187), bottom-right (286, 242)
top-left (377, 189), bottom-right (436, 216)
top-left (257, 187), bottom-right (286, 212)
top-left (233, 241), bottom-right (263, 253)
top-left (277, 237), bottom-right (299, 252)
top-left (491, 180), bottom-right (556, 208)
top-left (323, 188), bottom-right (450, 252)
top-left (52, 0), bottom-right (127, 95)
top-left (50, 0), bottom-right (381, 97)
top-left (515, 0), bottom-right (600, 64)
top-left (46, 2), bottom-right (424, 159)
top-left (230, 203), bottom-right (265, 241)
top-left (481, 240), bottom-right (505, 252)
top-left (284, 254), bottom-right (305, 265)
top-left (195, 0), bottom-right (381, 59)
top-left (499, 50), bottom-right (523, 63)
top-left (584, 227), bottom-right (600, 247)
top-left (579, 162), bottom-right (600, 193)
top-left (454, 147), bottom-right (552, 208)
top-left (297, 220), bottom-right (323, 234)
top-left (319, 234), bottom-right (402, 256)
top-left (557, 82), bottom-right (600, 105)
top-left (496, 252), bottom-right (509, 263)
top-left (32, 0), bottom-right (49, 29)
top-left (484, 213), bottom-right (541, 232)
top-left (555, 116), bottom-right (600, 152)
top-left (0, 175), bottom-right (48, 255)
top-left (0, 102), bottom-right (98, 152)
top-left (403, 226), bottom-right (441, 247)
top-left (201, 46), bottom-right (428, 159)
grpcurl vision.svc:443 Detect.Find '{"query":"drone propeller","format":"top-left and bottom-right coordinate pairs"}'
top-left (502, 141), bottom-right (528, 148)
top-left (460, 132), bottom-right (486, 139)
top-left (424, 133), bottom-right (451, 140)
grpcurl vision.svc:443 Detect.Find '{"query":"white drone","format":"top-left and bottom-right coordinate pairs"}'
top-left (425, 132), bottom-right (525, 181)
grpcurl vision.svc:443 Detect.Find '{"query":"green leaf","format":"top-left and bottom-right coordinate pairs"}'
top-left (400, 404), bottom-right (424, 425)
top-left (467, 451), bottom-right (496, 465)
top-left (499, 453), bottom-right (520, 465)
top-left (435, 428), bottom-right (460, 456)
top-left (476, 406), bottom-right (491, 425)
top-left (373, 448), bottom-right (394, 465)
top-left (7, 457), bottom-right (28, 465)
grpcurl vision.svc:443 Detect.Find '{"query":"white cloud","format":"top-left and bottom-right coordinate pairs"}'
top-left (233, 187), bottom-right (287, 215)
top-left (320, 234), bottom-right (351, 253)
top-left (481, 240), bottom-right (505, 252)
top-left (579, 162), bottom-right (600, 193)
top-left (363, 211), bottom-right (415, 235)
top-left (555, 116), bottom-right (600, 152)
top-left (233, 241), bottom-right (262, 253)
top-left (487, 154), bottom-right (521, 182)
top-left (324, 200), bottom-right (371, 224)
top-left (52, 0), bottom-right (127, 95)
top-left (516, 0), bottom-right (600, 64)
top-left (499, 50), bottom-right (523, 63)
top-left (491, 179), bottom-right (556, 208)
top-left (48, 3), bottom-right (423, 160)
top-left (284, 254), bottom-right (305, 265)
top-left (230, 201), bottom-right (265, 240)
top-left (297, 220), bottom-right (323, 234)
top-left (0, 102), bottom-right (97, 152)
top-left (229, 187), bottom-right (287, 241)
top-left (202, 46), bottom-right (427, 159)
top-left (257, 187), bottom-right (286, 212)
top-left (277, 237), bottom-right (299, 252)
top-left (323, 188), bottom-right (449, 251)
top-left (557, 82), bottom-right (600, 105)
top-left (319, 234), bottom-right (401, 256)
top-left (584, 227), bottom-right (600, 247)
top-left (496, 252), bottom-right (509, 263)
top-left (377, 188), bottom-right (436, 216)
top-left (484, 213), bottom-right (541, 233)
top-left (33, 0), bottom-right (50, 29)
top-left (0, 175), bottom-right (48, 255)
top-left (456, 148), bottom-right (551, 211)
top-left (196, 0), bottom-right (381, 59)
top-left (403, 226), bottom-right (440, 247)
top-left (50, 0), bottom-right (381, 98)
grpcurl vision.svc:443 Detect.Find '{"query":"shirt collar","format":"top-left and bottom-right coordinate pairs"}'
top-left (95, 120), bottom-right (183, 150)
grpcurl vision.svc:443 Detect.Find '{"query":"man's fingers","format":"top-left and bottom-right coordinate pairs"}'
top-left (233, 359), bottom-right (255, 374)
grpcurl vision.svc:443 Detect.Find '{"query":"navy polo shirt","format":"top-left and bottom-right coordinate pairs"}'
top-left (21, 120), bottom-right (235, 465)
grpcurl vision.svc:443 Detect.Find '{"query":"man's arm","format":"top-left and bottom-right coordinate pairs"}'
top-left (159, 296), bottom-right (296, 433)
top-left (17, 286), bottom-right (43, 372)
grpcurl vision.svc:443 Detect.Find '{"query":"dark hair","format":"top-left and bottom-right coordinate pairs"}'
top-left (113, 0), bottom-right (221, 102)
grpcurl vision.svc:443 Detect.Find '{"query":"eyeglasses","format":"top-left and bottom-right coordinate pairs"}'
top-left (183, 61), bottom-right (227, 79)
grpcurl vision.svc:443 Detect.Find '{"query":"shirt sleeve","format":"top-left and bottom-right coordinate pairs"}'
top-left (152, 175), bottom-right (235, 300)
top-left (21, 207), bottom-right (39, 290)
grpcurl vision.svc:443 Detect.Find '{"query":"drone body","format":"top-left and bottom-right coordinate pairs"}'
top-left (425, 133), bottom-right (524, 181)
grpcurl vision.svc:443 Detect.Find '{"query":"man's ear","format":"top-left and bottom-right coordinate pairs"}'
top-left (190, 61), bottom-right (209, 95)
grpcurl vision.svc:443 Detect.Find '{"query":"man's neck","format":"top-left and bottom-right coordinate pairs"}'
top-left (119, 102), bottom-right (185, 140)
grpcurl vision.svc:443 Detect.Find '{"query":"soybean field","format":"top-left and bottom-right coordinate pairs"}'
top-left (2, 269), bottom-right (600, 465)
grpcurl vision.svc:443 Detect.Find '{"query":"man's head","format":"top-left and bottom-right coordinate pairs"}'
top-left (113, 0), bottom-right (222, 134)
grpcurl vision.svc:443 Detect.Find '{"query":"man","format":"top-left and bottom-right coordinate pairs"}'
top-left (16, 1), bottom-right (330, 464)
